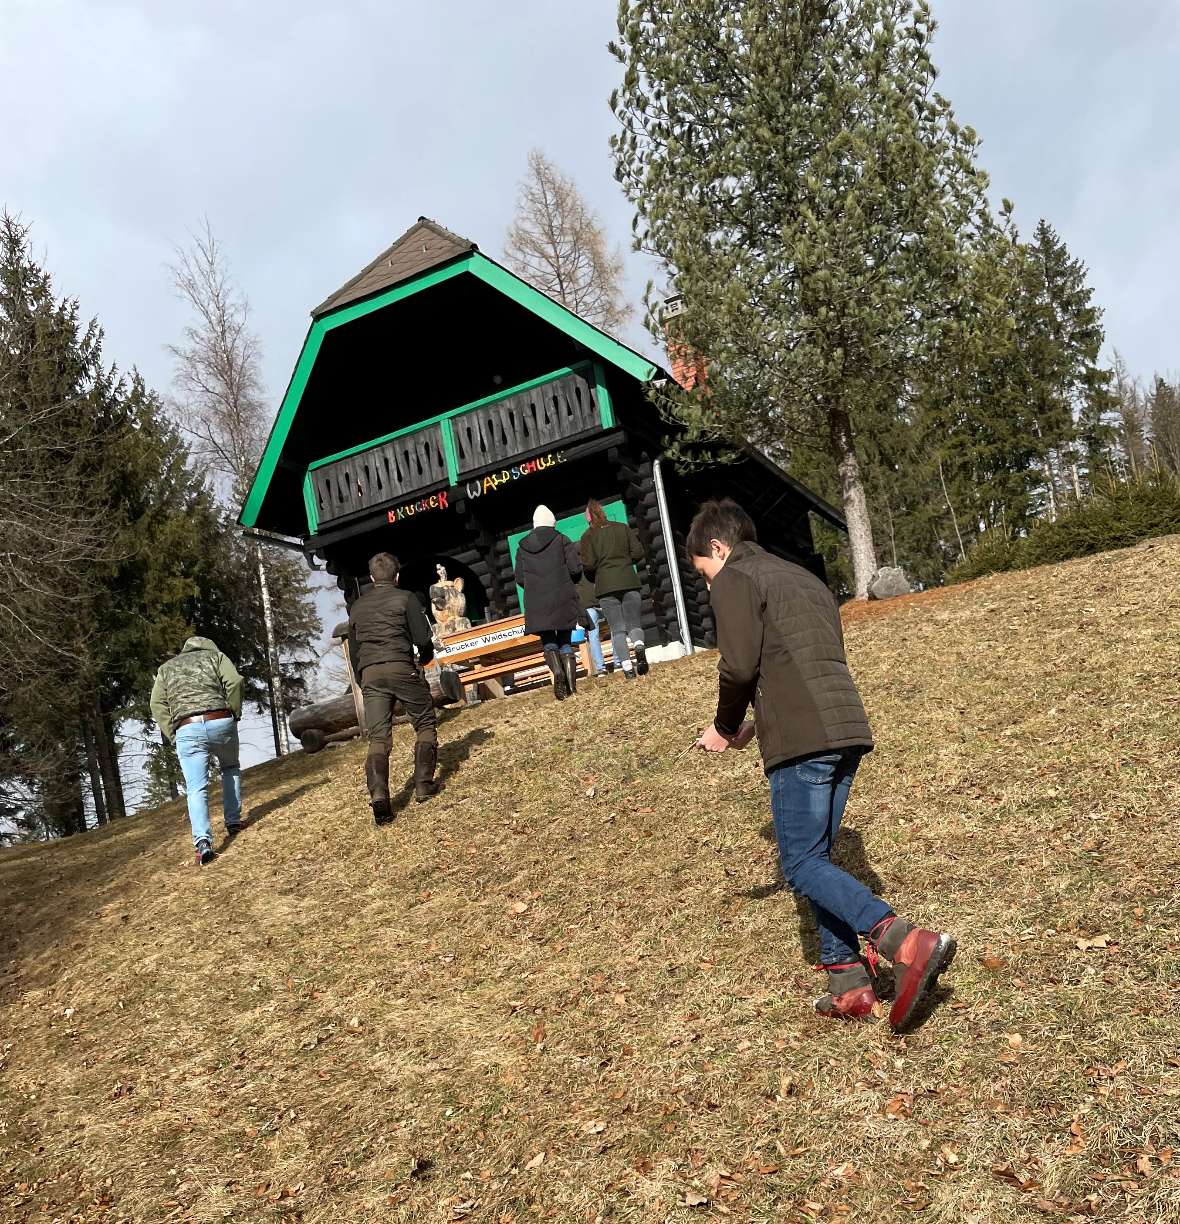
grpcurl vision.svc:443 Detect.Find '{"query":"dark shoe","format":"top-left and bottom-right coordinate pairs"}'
top-left (224, 821), bottom-right (244, 839)
top-left (365, 747), bottom-right (391, 804)
top-left (562, 653), bottom-right (578, 696)
top-left (622, 666), bottom-right (636, 681)
top-left (634, 644), bottom-right (649, 676)
top-left (813, 961), bottom-right (878, 1020)
top-left (868, 917), bottom-right (957, 1030)
top-left (195, 842), bottom-right (216, 867)
top-left (413, 740), bottom-right (439, 803)
top-left (372, 799), bottom-right (395, 826)
top-left (545, 651), bottom-right (569, 701)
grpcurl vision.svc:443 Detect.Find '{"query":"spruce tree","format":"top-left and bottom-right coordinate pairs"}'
top-left (610, 0), bottom-right (992, 595)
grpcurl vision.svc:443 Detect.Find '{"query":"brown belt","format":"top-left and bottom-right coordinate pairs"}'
top-left (175, 709), bottom-right (233, 730)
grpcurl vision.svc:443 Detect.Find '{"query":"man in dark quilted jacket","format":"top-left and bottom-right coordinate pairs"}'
top-left (347, 551), bottom-right (439, 824)
top-left (150, 636), bottom-right (245, 866)
top-left (688, 498), bottom-right (956, 1030)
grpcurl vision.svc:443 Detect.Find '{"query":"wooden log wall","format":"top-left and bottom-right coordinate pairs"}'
top-left (619, 459), bottom-right (678, 648)
top-left (491, 533), bottom-right (521, 618)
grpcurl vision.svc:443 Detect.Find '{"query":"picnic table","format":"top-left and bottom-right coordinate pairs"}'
top-left (434, 613), bottom-right (611, 699)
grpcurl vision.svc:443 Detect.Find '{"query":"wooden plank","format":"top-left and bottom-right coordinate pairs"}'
top-left (339, 634), bottom-right (367, 734)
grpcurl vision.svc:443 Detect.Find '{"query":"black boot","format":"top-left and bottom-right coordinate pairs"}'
top-left (634, 643), bottom-right (650, 676)
top-left (366, 748), bottom-right (394, 825)
top-left (562, 652), bottom-right (578, 696)
top-left (413, 740), bottom-right (438, 803)
top-left (545, 651), bottom-right (569, 701)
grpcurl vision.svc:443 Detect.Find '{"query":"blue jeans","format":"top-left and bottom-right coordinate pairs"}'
top-left (538, 629), bottom-right (574, 656)
top-left (585, 607), bottom-right (606, 674)
top-left (175, 717), bottom-right (242, 848)
top-left (770, 750), bottom-right (891, 966)
top-left (599, 590), bottom-right (645, 670)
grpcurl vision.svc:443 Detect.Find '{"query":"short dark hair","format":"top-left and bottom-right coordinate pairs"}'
top-left (686, 498), bottom-right (758, 558)
top-left (369, 552), bottom-right (400, 582)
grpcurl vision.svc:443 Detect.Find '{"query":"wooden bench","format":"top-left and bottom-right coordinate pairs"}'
top-left (435, 614), bottom-right (612, 698)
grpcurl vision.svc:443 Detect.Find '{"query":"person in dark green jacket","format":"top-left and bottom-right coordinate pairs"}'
top-left (150, 636), bottom-right (244, 866)
top-left (578, 499), bottom-right (648, 678)
top-left (348, 551), bottom-right (439, 824)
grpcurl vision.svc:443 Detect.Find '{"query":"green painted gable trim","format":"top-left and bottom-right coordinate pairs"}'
top-left (239, 255), bottom-right (476, 528)
top-left (238, 249), bottom-right (658, 531)
top-left (466, 254), bottom-right (658, 385)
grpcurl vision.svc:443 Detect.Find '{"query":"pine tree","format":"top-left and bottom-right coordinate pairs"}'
top-left (610, 0), bottom-right (993, 596)
top-left (1023, 219), bottom-right (1111, 505)
top-left (1146, 375), bottom-right (1180, 474)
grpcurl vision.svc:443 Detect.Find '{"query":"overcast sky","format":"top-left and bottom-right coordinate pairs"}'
top-left (4, 0), bottom-right (1178, 779)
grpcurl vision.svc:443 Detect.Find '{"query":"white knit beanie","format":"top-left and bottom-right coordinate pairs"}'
top-left (533, 505), bottom-right (556, 528)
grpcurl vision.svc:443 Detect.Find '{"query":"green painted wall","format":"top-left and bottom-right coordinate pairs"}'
top-left (507, 498), bottom-right (628, 612)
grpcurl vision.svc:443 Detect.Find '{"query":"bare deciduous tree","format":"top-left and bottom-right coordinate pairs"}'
top-left (504, 149), bottom-right (630, 334)
top-left (168, 221), bottom-right (292, 756)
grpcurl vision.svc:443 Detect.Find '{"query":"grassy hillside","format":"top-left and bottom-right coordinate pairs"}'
top-left (2, 539), bottom-right (1179, 1223)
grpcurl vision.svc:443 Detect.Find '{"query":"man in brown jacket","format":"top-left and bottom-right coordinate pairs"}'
top-left (689, 498), bottom-right (955, 1029)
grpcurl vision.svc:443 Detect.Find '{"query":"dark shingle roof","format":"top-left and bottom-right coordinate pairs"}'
top-left (311, 217), bottom-right (477, 318)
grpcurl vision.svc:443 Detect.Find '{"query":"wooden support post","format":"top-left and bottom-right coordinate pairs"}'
top-left (339, 636), bottom-right (367, 735)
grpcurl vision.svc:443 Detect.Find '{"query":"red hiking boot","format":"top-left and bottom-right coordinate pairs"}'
top-left (814, 961), bottom-right (879, 1021)
top-left (868, 917), bottom-right (956, 1030)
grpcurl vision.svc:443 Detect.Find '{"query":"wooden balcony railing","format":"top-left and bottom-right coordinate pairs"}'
top-left (308, 422), bottom-right (448, 529)
top-left (305, 363), bottom-right (611, 532)
top-left (450, 367), bottom-right (600, 477)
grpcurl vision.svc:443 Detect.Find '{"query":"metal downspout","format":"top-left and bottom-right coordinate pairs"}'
top-left (653, 456), bottom-right (693, 656)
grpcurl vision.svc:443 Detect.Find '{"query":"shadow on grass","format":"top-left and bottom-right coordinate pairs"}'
top-left (384, 725), bottom-right (494, 813)
top-left (214, 781), bottom-right (325, 858)
top-left (747, 818), bottom-right (887, 967)
top-left (0, 748), bottom-right (330, 996)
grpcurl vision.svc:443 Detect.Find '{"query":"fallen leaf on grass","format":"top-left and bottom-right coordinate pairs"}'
top-left (1074, 936), bottom-right (1114, 951)
top-left (524, 1151), bottom-right (545, 1170)
top-left (979, 954), bottom-right (1008, 971)
top-left (508, 901), bottom-right (529, 916)
top-left (680, 1189), bottom-right (709, 1207)
top-left (582, 1120), bottom-right (606, 1135)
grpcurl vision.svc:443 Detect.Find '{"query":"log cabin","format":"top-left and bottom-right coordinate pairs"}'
top-left (238, 218), bottom-right (845, 652)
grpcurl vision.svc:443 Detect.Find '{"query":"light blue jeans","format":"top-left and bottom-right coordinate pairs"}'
top-left (585, 606), bottom-right (606, 675)
top-left (599, 590), bottom-right (645, 671)
top-left (175, 716), bottom-right (242, 849)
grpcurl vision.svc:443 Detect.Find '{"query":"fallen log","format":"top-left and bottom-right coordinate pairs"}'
top-left (288, 666), bottom-right (463, 754)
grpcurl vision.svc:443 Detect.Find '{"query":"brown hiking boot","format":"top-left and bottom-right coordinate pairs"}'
top-left (813, 961), bottom-right (879, 1021)
top-left (868, 916), bottom-right (957, 1030)
top-left (413, 740), bottom-right (438, 803)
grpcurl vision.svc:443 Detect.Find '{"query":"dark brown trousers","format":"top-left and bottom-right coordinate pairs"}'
top-left (361, 662), bottom-right (437, 803)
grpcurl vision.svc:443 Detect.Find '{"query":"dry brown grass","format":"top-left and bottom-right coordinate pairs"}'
top-left (2, 538), bottom-right (1179, 1223)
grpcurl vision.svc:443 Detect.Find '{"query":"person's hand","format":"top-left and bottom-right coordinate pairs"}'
top-left (695, 724), bottom-right (733, 753)
top-left (730, 720), bottom-right (756, 750)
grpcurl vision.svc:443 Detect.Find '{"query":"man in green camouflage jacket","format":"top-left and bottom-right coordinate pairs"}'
top-left (150, 636), bottom-right (245, 866)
